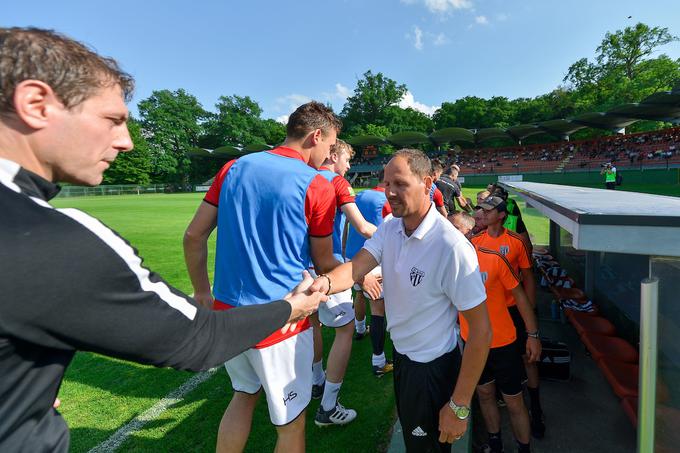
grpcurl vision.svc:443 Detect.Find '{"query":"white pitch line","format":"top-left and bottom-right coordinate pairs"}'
top-left (88, 367), bottom-right (218, 453)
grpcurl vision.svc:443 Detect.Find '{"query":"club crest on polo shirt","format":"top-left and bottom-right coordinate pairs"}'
top-left (480, 271), bottom-right (488, 284)
top-left (410, 267), bottom-right (425, 286)
top-left (499, 245), bottom-right (510, 256)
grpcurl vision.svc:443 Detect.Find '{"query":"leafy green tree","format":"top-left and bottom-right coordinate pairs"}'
top-left (138, 89), bottom-right (209, 186)
top-left (341, 71), bottom-right (408, 134)
top-left (382, 106), bottom-right (434, 134)
top-left (103, 118), bottom-right (152, 185)
top-left (596, 23), bottom-right (678, 80)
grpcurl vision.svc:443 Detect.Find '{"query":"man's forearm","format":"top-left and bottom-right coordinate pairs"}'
top-left (183, 235), bottom-right (212, 294)
top-left (451, 329), bottom-right (490, 406)
top-left (324, 261), bottom-right (356, 294)
top-left (514, 288), bottom-right (538, 333)
top-left (521, 269), bottom-right (537, 308)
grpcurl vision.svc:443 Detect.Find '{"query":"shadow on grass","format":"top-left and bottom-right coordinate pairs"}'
top-left (115, 328), bottom-right (398, 453)
top-left (63, 352), bottom-right (194, 398)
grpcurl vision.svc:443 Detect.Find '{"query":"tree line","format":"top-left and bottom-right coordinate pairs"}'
top-left (108, 22), bottom-right (679, 186)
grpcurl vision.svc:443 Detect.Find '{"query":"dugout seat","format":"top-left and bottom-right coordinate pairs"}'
top-left (597, 358), bottom-right (639, 398)
top-left (621, 397), bottom-right (638, 427)
top-left (551, 286), bottom-right (588, 302)
top-left (580, 332), bottom-right (639, 363)
top-left (570, 312), bottom-right (616, 337)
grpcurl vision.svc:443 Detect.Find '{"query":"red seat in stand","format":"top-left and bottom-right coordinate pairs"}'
top-left (597, 357), bottom-right (639, 398)
top-left (580, 332), bottom-right (639, 363)
top-left (570, 312), bottom-right (617, 337)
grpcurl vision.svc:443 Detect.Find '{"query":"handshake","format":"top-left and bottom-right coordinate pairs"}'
top-left (281, 270), bottom-right (329, 333)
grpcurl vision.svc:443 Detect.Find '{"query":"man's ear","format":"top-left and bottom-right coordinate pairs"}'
top-left (12, 80), bottom-right (62, 130)
top-left (423, 175), bottom-right (433, 191)
top-left (309, 128), bottom-right (322, 145)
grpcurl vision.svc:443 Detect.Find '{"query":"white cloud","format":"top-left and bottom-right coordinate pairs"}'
top-left (275, 93), bottom-right (312, 111)
top-left (323, 83), bottom-right (351, 102)
top-left (411, 26), bottom-right (424, 50)
top-left (275, 115), bottom-right (289, 124)
top-left (398, 91), bottom-right (437, 116)
top-left (496, 13), bottom-right (508, 21)
top-left (402, 0), bottom-right (473, 14)
top-left (433, 33), bottom-right (449, 46)
top-left (475, 15), bottom-right (488, 25)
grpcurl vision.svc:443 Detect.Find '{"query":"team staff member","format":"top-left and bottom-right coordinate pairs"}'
top-left (310, 139), bottom-right (379, 426)
top-left (473, 196), bottom-right (545, 438)
top-left (0, 27), bottom-right (326, 453)
top-left (184, 102), bottom-right (342, 453)
top-left (436, 164), bottom-right (472, 214)
top-left (450, 211), bottom-right (475, 238)
top-left (458, 245), bottom-right (540, 453)
top-left (487, 184), bottom-right (531, 250)
top-left (346, 169), bottom-right (394, 376)
top-left (310, 149), bottom-right (492, 452)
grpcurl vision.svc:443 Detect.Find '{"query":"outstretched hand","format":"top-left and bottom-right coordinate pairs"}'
top-left (281, 271), bottom-right (328, 334)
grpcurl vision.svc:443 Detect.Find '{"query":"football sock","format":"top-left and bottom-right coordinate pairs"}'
top-left (370, 315), bottom-right (385, 356)
top-left (372, 352), bottom-right (386, 368)
top-left (355, 318), bottom-right (366, 334)
top-left (488, 431), bottom-right (503, 453)
top-left (321, 380), bottom-right (342, 411)
top-left (312, 360), bottom-right (325, 386)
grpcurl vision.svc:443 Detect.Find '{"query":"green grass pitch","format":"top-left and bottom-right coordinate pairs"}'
top-left (50, 182), bottom-right (676, 451)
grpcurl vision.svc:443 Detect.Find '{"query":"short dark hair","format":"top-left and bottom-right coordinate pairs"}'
top-left (431, 161), bottom-right (444, 176)
top-left (392, 149), bottom-right (432, 179)
top-left (286, 101), bottom-right (342, 140)
top-left (0, 27), bottom-right (134, 114)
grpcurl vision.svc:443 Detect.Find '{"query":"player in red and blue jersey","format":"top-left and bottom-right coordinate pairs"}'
top-left (310, 140), bottom-right (381, 426)
top-left (430, 160), bottom-right (447, 217)
top-left (345, 168), bottom-right (395, 377)
top-left (184, 102), bottom-right (342, 453)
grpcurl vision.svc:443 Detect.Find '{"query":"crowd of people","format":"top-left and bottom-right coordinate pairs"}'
top-left (1, 27), bottom-right (553, 453)
top-left (350, 126), bottom-right (680, 175)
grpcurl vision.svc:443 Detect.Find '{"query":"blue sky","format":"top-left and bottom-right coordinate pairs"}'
top-left (4, 0), bottom-right (680, 122)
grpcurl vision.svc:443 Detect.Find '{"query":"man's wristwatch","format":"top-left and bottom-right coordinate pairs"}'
top-left (526, 330), bottom-right (540, 339)
top-left (448, 399), bottom-right (470, 420)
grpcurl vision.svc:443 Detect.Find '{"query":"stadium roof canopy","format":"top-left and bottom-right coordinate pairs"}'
top-left (192, 87), bottom-right (680, 158)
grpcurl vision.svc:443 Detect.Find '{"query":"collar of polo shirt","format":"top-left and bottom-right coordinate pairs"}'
top-left (396, 202), bottom-right (438, 240)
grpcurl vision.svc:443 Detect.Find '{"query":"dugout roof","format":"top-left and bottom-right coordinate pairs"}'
top-left (500, 181), bottom-right (680, 256)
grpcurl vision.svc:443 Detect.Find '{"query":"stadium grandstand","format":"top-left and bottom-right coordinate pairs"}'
top-left (189, 84), bottom-right (680, 181)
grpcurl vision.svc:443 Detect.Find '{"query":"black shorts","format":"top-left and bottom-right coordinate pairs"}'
top-left (478, 342), bottom-right (527, 396)
top-left (508, 305), bottom-right (527, 356)
top-left (393, 347), bottom-right (462, 453)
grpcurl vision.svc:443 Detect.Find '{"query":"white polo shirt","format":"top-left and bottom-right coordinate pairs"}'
top-left (363, 203), bottom-right (486, 363)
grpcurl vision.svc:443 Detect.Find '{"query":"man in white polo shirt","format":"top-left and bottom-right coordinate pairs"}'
top-left (310, 149), bottom-right (491, 452)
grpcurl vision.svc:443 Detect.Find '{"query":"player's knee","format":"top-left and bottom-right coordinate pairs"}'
top-left (476, 382), bottom-right (495, 400)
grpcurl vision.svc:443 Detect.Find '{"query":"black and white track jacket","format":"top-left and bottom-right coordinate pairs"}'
top-left (0, 158), bottom-right (291, 452)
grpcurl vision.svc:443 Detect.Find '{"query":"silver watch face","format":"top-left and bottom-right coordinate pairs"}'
top-left (449, 400), bottom-right (470, 419)
top-left (456, 405), bottom-right (470, 419)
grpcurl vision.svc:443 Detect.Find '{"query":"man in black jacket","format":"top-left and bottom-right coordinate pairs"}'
top-left (0, 27), bottom-right (326, 453)
top-left (436, 165), bottom-right (472, 215)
